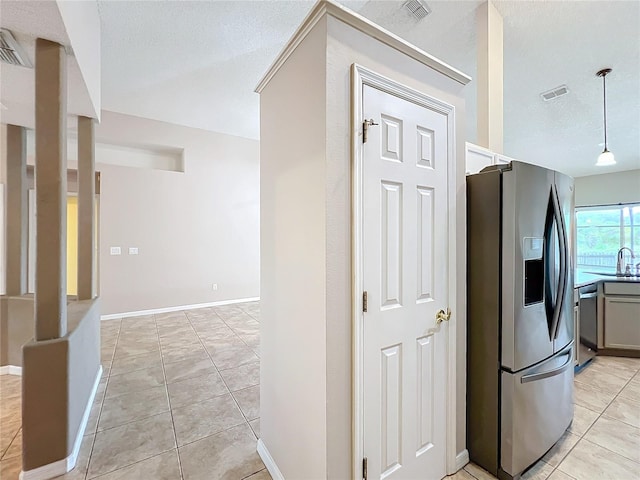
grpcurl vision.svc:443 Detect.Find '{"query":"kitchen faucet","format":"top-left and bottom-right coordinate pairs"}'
top-left (616, 247), bottom-right (635, 276)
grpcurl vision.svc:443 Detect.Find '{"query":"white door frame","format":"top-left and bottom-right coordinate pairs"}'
top-left (351, 63), bottom-right (459, 479)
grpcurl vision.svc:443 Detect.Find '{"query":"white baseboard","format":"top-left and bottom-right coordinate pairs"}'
top-left (100, 296), bottom-right (260, 320)
top-left (0, 365), bottom-right (22, 376)
top-left (20, 366), bottom-right (102, 480)
top-left (455, 449), bottom-right (470, 471)
top-left (257, 439), bottom-right (284, 480)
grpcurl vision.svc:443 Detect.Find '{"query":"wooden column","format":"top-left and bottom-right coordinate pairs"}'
top-left (5, 125), bottom-right (28, 296)
top-left (35, 39), bottom-right (67, 340)
top-left (77, 116), bottom-right (95, 301)
top-left (477, 0), bottom-right (504, 153)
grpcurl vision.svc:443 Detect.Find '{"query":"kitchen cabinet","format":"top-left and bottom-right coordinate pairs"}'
top-left (603, 282), bottom-right (640, 350)
top-left (465, 142), bottom-right (515, 175)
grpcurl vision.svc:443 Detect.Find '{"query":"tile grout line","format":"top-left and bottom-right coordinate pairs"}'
top-left (211, 305), bottom-right (264, 475)
top-left (186, 309), bottom-right (258, 437)
top-left (172, 419), bottom-right (248, 450)
top-left (87, 449), bottom-right (175, 480)
top-left (572, 362), bottom-right (640, 467)
top-left (578, 360), bottom-right (639, 434)
top-left (91, 410), bottom-right (170, 436)
top-left (0, 426), bottom-right (20, 461)
top-left (544, 367), bottom-right (621, 479)
top-left (549, 361), bottom-right (640, 479)
top-left (85, 318), bottom-right (122, 480)
top-left (579, 436), bottom-right (640, 467)
top-left (153, 311), bottom-right (186, 480)
top-left (213, 304), bottom-right (261, 356)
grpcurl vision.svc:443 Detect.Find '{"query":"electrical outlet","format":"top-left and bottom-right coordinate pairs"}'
top-left (129, 247), bottom-right (139, 255)
top-left (212, 284), bottom-right (218, 291)
top-left (110, 246), bottom-right (121, 256)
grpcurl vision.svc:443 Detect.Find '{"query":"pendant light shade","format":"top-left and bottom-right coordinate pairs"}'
top-left (596, 149), bottom-right (615, 166)
top-left (596, 68), bottom-right (615, 166)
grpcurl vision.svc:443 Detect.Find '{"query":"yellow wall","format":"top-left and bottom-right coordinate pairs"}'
top-left (67, 197), bottom-right (78, 296)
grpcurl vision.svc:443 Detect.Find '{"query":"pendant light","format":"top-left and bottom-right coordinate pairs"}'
top-left (596, 68), bottom-right (615, 166)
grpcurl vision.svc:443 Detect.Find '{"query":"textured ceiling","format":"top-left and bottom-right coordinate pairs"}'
top-left (97, 0), bottom-right (639, 177)
top-left (353, 0), bottom-right (640, 177)
top-left (0, 1), bottom-right (96, 127)
top-left (2, 1), bottom-right (639, 177)
top-left (497, 0), bottom-right (640, 177)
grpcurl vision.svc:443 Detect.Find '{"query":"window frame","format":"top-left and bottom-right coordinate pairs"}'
top-left (574, 202), bottom-right (640, 271)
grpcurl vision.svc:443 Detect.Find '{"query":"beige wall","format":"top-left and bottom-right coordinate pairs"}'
top-left (0, 124), bottom-right (6, 184)
top-left (0, 295), bottom-right (34, 366)
top-left (575, 169), bottom-right (640, 206)
top-left (94, 112), bottom-right (260, 315)
top-left (3, 115), bottom-right (259, 315)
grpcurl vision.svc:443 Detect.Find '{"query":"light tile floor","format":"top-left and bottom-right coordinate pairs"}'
top-left (0, 302), bottom-right (269, 480)
top-left (1, 305), bottom-right (639, 480)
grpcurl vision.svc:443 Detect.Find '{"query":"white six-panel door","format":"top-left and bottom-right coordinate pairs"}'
top-left (362, 84), bottom-right (449, 480)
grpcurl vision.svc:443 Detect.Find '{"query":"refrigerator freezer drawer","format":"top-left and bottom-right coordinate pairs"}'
top-left (500, 345), bottom-right (574, 477)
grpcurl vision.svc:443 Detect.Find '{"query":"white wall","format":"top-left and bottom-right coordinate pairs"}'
top-left (260, 20), bottom-right (329, 478)
top-left (260, 12), bottom-right (468, 479)
top-left (575, 169), bottom-right (640, 206)
top-left (95, 111), bottom-right (259, 315)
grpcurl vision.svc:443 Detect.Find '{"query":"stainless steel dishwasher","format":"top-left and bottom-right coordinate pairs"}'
top-left (578, 284), bottom-right (598, 366)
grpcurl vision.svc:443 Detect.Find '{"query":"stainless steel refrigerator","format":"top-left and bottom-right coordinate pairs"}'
top-left (466, 161), bottom-right (574, 480)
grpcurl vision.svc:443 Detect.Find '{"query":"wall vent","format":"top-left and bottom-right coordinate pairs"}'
top-left (0, 29), bottom-right (32, 68)
top-left (403, 0), bottom-right (431, 20)
top-left (541, 85), bottom-right (569, 101)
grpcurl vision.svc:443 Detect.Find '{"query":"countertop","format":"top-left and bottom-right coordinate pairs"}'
top-left (575, 269), bottom-right (640, 288)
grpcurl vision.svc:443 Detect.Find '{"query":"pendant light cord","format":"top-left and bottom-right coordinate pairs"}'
top-left (603, 73), bottom-right (608, 150)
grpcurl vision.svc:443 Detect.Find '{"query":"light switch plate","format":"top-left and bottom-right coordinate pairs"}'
top-left (129, 247), bottom-right (139, 255)
top-left (110, 247), bottom-right (121, 256)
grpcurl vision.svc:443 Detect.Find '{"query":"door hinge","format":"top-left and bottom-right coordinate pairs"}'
top-left (363, 119), bottom-right (378, 143)
top-left (363, 291), bottom-right (368, 313)
top-left (362, 457), bottom-right (368, 480)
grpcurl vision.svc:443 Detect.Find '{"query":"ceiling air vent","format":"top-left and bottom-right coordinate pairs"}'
top-left (0, 29), bottom-right (32, 68)
top-left (404, 0), bottom-right (431, 20)
top-left (541, 85), bottom-right (569, 101)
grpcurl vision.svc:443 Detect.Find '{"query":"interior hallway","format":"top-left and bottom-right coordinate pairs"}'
top-left (2, 302), bottom-right (639, 479)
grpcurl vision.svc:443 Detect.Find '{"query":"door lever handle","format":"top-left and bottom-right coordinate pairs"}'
top-left (436, 308), bottom-right (451, 325)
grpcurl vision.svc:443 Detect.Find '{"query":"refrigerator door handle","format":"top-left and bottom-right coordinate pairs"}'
top-left (549, 185), bottom-right (568, 340)
top-left (520, 352), bottom-right (573, 383)
top-left (552, 186), bottom-right (570, 340)
top-left (544, 191), bottom-right (557, 332)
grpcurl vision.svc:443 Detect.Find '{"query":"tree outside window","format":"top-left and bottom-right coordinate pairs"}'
top-left (576, 203), bottom-right (640, 271)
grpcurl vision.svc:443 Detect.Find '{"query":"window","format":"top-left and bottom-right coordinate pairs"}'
top-left (575, 203), bottom-right (640, 271)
